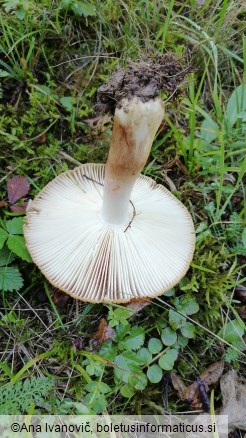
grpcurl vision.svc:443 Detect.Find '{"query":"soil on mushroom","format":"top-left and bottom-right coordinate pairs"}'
top-left (97, 54), bottom-right (191, 114)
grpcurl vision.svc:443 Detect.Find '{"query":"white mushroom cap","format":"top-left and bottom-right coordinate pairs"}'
top-left (24, 163), bottom-right (195, 303)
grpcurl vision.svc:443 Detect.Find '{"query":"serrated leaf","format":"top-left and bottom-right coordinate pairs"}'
top-left (147, 365), bottom-right (163, 383)
top-left (148, 338), bottom-right (163, 354)
top-left (6, 217), bottom-right (24, 235)
top-left (0, 69), bottom-right (10, 77)
top-left (118, 326), bottom-right (145, 350)
top-left (114, 352), bottom-right (142, 383)
top-left (7, 176), bottom-right (30, 204)
top-left (0, 377), bottom-right (54, 414)
top-left (7, 235), bottom-right (32, 262)
top-left (0, 229), bottom-right (8, 249)
top-left (0, 266), bottom-right (23, 292)
top-left (158, 349), bottom-right (178, 371)
top-left (181, 322), bottom-right (196, 338)
top-left (161, 327), bottom-right (177, 346)
top-left (0, 246), bottom-right (16, 267)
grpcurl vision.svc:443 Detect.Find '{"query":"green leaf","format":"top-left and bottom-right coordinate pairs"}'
top-left (177, 295), bottom-right (199, 315)
top-left (242, 228), bottom-right (246, 248)
top-left (155, 316), bottom-right (167, 329)
top-left (165, 288), bottom-right (175, 297)
top-left (114, 322), bottom-right (130, 340)
top-left (0, 229), bottom-right (8, 250)
top-left (177, 334), bottom-right (189, 348)
top-left (60, 0), bottom-right (71, 8)
top-left (84, 392), bottom-right (106, 414)
top-left (118, 326), bottom-right (145, 350)
top-left (128, 372), bottom-right (147, 390)
top-left (15, 8), bottom-right (26, 19)
top-left (98, 344), bottom-right (117, 361)
top-left (221, 319), bottom-right (245, 346)
top-left (137, 347), bottom-right (152, 364)
top-left (0, 377), bottom-right (54, 414)
top-left (226, 84), bottom-right (246, 128)
top-left (169, 309), bottom-right (186, 330)
top-left (0, 246), bottom-right (16, 267)
top-left (71, 1), bottom-right (96, 17)
top-left (181, 322), bottom-right (196, 338)
top-left (0, 266), bottom-right (24, 292)
top-left (147, 365), bottom-right (163, 383)
top-left (200, 115), bottom-right (219, 144)
top-left (85, 381), bottom-right (111, 394)
top-left (6, 217), bottom-right (24, 235)
top-left (0, 69), bottom-right (10, 78)
top-left (7, 235), bottom-right (32, 262)
top-left (60, 96), bottom-right (75, 112)
top-left (161, 327), bottom-right (177, 346)
top-left (148, 338), bottom-right (163, 354)
top-left (158, 349), bottom-right (178, 371)
top-left (120, 384), bottom-right (134, 398)
top-left (114, 352), bottom-right (142, 384)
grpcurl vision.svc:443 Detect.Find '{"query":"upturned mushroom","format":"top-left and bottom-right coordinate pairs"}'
top-left (24, 60), bottom-right (195, 303)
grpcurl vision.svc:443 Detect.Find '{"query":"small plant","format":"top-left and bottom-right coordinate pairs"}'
top-left (79, 295), bottom-right (200, 412)
top-left (0, 217), bottom-right (31, 292)
top-left (0, 377), bottom-right (55, 414)
top-left (60, 0), bottom-right (96, 17)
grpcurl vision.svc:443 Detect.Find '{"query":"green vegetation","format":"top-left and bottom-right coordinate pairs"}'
top-left (0, 0), bottom-right (245, 416)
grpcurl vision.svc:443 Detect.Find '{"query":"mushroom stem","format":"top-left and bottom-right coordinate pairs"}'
top-left (101, 97), bottom-right (164, 226)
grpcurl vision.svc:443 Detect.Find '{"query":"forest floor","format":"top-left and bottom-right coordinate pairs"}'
top-left (0, 0), bottom-right (245, 431)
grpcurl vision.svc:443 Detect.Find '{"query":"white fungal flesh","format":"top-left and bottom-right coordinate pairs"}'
top-left (24, 163), bottom-right (195, 303)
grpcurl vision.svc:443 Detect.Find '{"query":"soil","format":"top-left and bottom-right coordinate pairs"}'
top-left (97, 54), bottom-right (191, 114)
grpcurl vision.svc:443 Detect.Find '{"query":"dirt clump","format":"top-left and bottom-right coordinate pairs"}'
top-left (97, 54), bottom-right (191, 114)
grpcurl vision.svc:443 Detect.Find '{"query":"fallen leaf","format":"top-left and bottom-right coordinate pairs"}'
top-left (7, 176), bottom-right (30, 204)
top-left (83, 115), bottom-right (111, 127)
top-left (235, 285), bottom-right (246, 304)
top-left (10, 201), bottom-right (29, 213)
top-left (239, 306), bottom-right (246, 319)
top-left (90, 318), bottom-right (115, 350)
top-left (171, 361), bottom-right (224, 409)
top-left (126, 298), bottom-right (150, 315)
top-left (170, 372), bottom-right (187, 399)
top-left (33, 132), bottom-right (47, 144)
top-left (73, 337), bottom-right (86, 351)
top-left (199, 360), bottom-right (224, 388)
top-left (219, 370), bottom-right (246, 432)
top-left (52, 289), bottom-right (70, 308)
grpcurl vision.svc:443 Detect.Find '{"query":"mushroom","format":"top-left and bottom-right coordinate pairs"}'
top-left (24, 63), bottom-right (195, 303)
